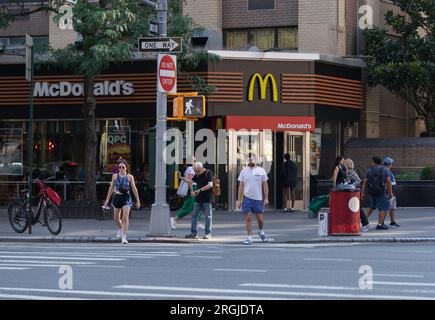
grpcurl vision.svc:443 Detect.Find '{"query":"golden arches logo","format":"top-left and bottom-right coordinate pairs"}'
top-left (248, 73), bottom-right (278, 102)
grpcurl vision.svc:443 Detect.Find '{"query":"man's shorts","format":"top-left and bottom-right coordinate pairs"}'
top-left (242, 196), bottom-right (264, 214)
top-left (389, 196), bottom-right (397, 210)
top-left (368, 193), bottom-right (390, 212)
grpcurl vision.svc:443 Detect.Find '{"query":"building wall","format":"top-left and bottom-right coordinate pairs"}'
top-left (48, 13), bottom-right (77, 50)
top-left (222, 0), bottom-right (297, 29)
top-left (0, 9), bottom-right (48, 37)
top-left (298, 0), bottom-right (339, 54)
top-left (346, 0), bottom-right (358, 56)
top-left (183, 0), bottom-right (223, 36)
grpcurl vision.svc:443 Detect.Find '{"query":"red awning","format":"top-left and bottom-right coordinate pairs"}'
top-left (225, 116), bottom-right (315, 132)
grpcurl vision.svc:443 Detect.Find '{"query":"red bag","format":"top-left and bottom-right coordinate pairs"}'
top-left (46, 187), bottom-right (62, 207)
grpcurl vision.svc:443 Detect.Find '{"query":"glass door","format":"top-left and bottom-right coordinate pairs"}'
top-left (283, 132), bottom-right (309, 210)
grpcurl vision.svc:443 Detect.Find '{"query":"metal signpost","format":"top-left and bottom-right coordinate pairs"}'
top-left (25, 34), bottom-right (34, 233)
top-left (139, 0), bottom-right (177, 237)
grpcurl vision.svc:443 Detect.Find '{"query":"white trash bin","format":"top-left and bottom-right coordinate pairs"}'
top-left (318, 211), bottom-right (329, 236)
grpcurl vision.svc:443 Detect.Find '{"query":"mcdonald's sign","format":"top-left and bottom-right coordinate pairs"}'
top-left (248, 73), bottom-right (278, 102)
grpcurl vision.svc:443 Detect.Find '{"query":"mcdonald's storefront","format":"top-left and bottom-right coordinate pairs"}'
top-left (204, 51), bottom-right (363, 211)
top-left (0, 52), bottom-right (363, 210)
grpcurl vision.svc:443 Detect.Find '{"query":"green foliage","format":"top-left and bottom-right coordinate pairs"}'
top-left (363, 0), bottom-right (435, 135)
top-left (421, 167), bottom-right (434, 180)
top-left (395, 172), bottom-right (420, 180)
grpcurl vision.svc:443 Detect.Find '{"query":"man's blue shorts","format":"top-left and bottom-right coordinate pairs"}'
top-left (242, 196), bottom-right (264, 214)
top-left (368, 193), bottom-right (390, 212)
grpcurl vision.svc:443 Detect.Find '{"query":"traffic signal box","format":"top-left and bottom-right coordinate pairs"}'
top-left (169, 92), bottom-right (206, 121)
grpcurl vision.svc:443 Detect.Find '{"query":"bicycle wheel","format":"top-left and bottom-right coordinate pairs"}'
top-left (44, 204), bottom-right (62, 235)
top-left (8, 200), bottom-right (28, 233)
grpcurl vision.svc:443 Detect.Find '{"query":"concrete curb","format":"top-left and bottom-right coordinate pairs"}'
top-left (2, 236), bottom-right (435, 244)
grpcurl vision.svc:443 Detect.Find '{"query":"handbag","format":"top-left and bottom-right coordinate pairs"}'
top-left (176, 181), bottom-right (189, 197)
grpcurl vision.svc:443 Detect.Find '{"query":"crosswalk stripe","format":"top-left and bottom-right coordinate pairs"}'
top-left (0, 267), bottom-right (29, 270)
top-left (0, 255), bottom-right (123, 261)
top-left (114, 285), bottom-right (435, 300)
top-left (0, 287), bottom-right (278, 300)
top-left (0, 293), bottom-right (85, 300)
top-left (0, 260), bottom-right (95, 265)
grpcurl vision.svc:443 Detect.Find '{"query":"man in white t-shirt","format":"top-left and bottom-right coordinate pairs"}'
top-left (236, 153), bottom-right (269, 245)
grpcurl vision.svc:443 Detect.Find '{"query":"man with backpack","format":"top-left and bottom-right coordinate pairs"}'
top-left (361, 156), bottom-right (393, 230)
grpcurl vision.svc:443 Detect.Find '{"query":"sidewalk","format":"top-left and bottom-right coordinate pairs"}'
top-left (1, 207), bottom-right (434, 244)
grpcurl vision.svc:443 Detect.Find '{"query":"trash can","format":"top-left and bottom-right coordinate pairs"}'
top-left (329, 186), bottom-right (361, 235)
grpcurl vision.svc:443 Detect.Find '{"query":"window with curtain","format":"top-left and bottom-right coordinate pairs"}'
top-left (278, 27), bottom-right (298, 50)
top-left (224, 27), bottom-right (298, 51)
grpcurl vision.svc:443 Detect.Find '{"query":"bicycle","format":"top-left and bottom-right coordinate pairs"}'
top-left (8, 179), bottom-right (62, 235)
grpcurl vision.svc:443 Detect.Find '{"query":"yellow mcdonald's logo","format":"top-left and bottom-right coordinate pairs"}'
top-left (248, 73), bottom-right (278, 102)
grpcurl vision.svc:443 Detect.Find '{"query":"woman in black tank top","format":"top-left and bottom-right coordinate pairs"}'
top-left (332, 155), bottom-right (347, 186)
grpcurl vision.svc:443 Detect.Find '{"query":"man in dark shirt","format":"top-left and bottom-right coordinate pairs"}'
top-left (361, 156), bottom-right (393, 230)
top-left (185, 162), bottom-right (214, 239)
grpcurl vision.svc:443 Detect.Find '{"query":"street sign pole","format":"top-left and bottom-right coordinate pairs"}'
top-left (148, 0), bottom-right (173, 237)
top-left (25, 34), bottom-right (34, 234)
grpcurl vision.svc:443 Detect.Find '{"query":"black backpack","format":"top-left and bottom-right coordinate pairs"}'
top-left (367, 167), bottom-right (386, 196)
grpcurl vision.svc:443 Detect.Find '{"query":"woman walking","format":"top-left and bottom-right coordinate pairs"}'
top-left (104, 159), bottom-right (140, 244)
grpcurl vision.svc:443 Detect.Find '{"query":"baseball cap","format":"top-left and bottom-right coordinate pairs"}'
top-left (383, 157), bottom-right (394, 165)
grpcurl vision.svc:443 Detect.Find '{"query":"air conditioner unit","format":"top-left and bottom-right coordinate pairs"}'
top-left (5, 44), bottom-right (25, 56)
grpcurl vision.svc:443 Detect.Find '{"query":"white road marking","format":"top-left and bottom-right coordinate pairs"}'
top-left (239, 283), bottom-right (361, 291)
top-left (0, 293), bottom-right (85, 300)
top-left (214, 268), bottom-right (267, 273)
top-left (373, 281), bottom-right (435, 287)
top-left (183, 256), bottom-right (222, 259)
top-left (303, 258), bottom-right (352, 262)
top-left (0, 263), bottom-right (123, 268)
top-left (0, 260), bottom-right (95, 265)
top-left (0, 255), bottom-right (123, 261)
top-left (114, 285), bottom-right (435, 300)
top-left (0, 287), bottom-right (278, 300)
top-left (0, 267), bottom-right (29, 270)
top-left (373, 274), bottom-right (424, 278)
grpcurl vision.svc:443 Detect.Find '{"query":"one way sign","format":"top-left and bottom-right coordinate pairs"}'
top-left (138, 37), bottom-right (182, 53)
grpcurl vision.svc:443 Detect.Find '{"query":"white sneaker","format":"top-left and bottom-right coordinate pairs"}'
top-left (116, 229), bottom-right (123, 239)
top-left (198, 223), bottom-right (205, 230)
top-left (170, 217), bottom-right (177, 230)
top-left (121, 235), bottom-right (128, 244)
top-left (362, 225), bottom-right (370, 232)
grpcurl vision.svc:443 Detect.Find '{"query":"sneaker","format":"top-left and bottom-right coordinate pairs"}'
top-left (116, 229), bottom-right (123, 239)
top-left (389, 222), bottom-right (400, 228)
top-left (185, 233), bottom-right (199, 239)
top-left (243, 239), bottom-right (252, 245)
top-left (258, 230), bottom-right (269, 242)
top-left (197, 223), bottom-right (205, 230)
top-left (375, 224), bottom-right (389, 230)
top-left (121, 235), bottom-right (128, 244)
top-left (362, 225), bottom-right (370, 232)
top-left (203, 234), bottom-right (212, 240)
top-left (288, 208), bottom-right (295, 213)
top-left (170, 217), bottom-right (176, 230)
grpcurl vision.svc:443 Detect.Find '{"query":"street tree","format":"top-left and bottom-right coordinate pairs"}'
top-left (0, 0), bottom-right (217, 201)
top-left (363, 0), bottom-right (435, 136)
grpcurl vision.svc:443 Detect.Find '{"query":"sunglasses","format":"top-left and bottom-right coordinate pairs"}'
top-left (118, 166), bottom-right (126, 169)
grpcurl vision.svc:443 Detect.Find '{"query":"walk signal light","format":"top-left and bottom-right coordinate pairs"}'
top-left (171, 94), bottom-right (206, 120)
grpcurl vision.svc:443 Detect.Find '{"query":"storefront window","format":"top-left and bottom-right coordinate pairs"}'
top-left (314, 121), bottom-right (339, 180)
top-left (0, 119), bottom-right (154, 204)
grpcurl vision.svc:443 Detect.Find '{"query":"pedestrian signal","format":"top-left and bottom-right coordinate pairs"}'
top-left (171, 95), bottom-right (205, 120)
top-left (183, 96), bottom-right (205, 118)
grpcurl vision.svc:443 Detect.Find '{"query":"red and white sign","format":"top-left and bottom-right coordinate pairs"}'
top-left (157, 54), bottom-right (177, 93)
top-left (226, 116), bottom-right (315, 132)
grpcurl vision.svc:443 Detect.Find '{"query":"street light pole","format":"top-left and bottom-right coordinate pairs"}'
top-left (148, 0), bottom-right (173, 236)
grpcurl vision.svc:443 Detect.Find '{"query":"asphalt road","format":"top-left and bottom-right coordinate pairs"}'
top-left (0, 241), bottom-right (435, 300)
